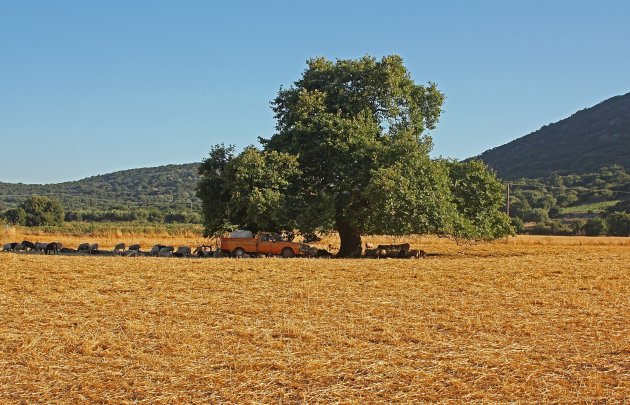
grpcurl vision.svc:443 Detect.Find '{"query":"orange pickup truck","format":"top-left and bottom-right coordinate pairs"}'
top-left (220, 232), bottom-right (309, 258)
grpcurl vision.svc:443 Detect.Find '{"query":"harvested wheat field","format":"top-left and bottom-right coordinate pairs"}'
top-left (0, 237), bottom-right (629, 402)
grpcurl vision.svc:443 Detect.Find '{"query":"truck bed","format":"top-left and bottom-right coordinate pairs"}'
top-left (220, 237), bottom-right (258, 254)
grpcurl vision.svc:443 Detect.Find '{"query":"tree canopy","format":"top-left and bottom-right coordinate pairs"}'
top-left (197, 55), bottom-right (513, 255)
top-left (19, 195), bottom-right (64, 226)
top-left (197, 144), bottom-right (300, 234)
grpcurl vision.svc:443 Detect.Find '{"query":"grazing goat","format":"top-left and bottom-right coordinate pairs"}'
top-left (158, 247), bottom-right (174, 257)
top-left (377, 243), bottom-right (411, 251)
top-left (34, 242), bottom-right (48, 252)
top-left (150, 244), bottom-right (166, 256)
top-left (316, 248), bottom-right (334, 258)
top-left (152, 246), bottom-right (174, 257)
top-left (124, 250), bottom-right (141, 257)
top-left (174, 246), bottom-right (191, 257)
top-left (193, 246), bottom-right (213, 257)
top-left (306, 246), bottom-right (319, 257)
top-left (21, 240), bottom-right (36, 251)
top-left (78, 243), bottom-right (91, 252)
top-left (45, 242), bottom-right (62, 255)
top-left (405, 249), bottom-right (426, 259)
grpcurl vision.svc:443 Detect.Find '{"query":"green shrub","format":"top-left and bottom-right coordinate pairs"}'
top-left (583, 217), bottom-right (607, 236)
top-left (511, 217), bottom-right (524, 233)
top-left (571, 219), bottom-right (586, 236)
top-left (530, 222), bottom-right (553, 235)
top-left (19, 195), bottom-right (64, 226)
top-left (606, 212), bottom-right (630, 236)
top-left (525, 208), bottom-right (549, 223)
top-left (3, 208), bottom-right (27, 225)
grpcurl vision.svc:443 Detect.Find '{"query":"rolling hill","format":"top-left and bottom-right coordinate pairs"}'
top-left (0, 163), bottom-right (201, 211)
top-left (3, 92), bottom-right (629, 221)
top-left (474, 92), bottom-right (630, 180)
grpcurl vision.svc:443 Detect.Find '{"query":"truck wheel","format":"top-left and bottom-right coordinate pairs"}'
top-left (281, 247), bottom-right (295, 258)
top-left (233, 248), bottom-right (245, 258)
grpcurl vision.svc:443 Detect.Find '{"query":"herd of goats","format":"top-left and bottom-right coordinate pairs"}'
top-left (2, 240), bottom-right (427, 259)
top-left (2, 240), bottom-right (237, 258)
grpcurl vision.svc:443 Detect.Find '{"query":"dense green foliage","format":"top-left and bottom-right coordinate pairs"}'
top-left (476, 92), bottom-right (630, 179)
top-left (605, 212), bottom-right (630, 236)
top-left (446, 160), bottom-right (514, 240)
top-left (0, 164), bottom-right (202, 224)
top-left (197, 145), bottom-right (301, 235)
top-left (198, 56), bottom-right (513, 254)
top-left (507, 165), bottom-right (630, 235)
top-left (4, 222), bottom-right (202, 237)
top-left (3, 207), bottom-right (27, 226)
top-left (0, 163), bottom-right (200, 211)
top-left (583, 217), bottom-right (607, 236)
top-left (5, 195), bottom-right (65, 226)
top-left (63, 208), bottom-right (201, 224)
top-left (607, 199), bottom-right (630, 216)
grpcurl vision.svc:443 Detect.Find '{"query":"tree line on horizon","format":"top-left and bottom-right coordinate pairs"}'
top-left (4, 165), bottom-right (627, 236)
top-left (506, 165), bottom-right (630, 236)
top-left (1, 196), bottom-right (202, 227)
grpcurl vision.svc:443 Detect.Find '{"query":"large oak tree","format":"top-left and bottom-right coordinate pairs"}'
top-left (198, 55), bottom-right (512, 256)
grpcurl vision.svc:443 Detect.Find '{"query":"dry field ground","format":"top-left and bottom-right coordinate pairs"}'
top-left (0, 230), bottom-right (629, 402)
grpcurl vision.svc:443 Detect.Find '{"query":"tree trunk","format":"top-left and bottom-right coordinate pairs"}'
top-left (336, 217), bottom-right (362, 258)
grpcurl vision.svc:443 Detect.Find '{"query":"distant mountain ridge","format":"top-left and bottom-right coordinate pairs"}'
top-left (475, 92), bottom-right (630, 180)
top-left (0, 163), bottom-right (201, 210)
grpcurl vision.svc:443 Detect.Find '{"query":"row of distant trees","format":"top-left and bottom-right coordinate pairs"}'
top-left (63, 208), bottom-right (200, 224)
top-left (5, 195), bottom-right (627, 236)
top-left (574, 214), bottom-right (630, 237)
top-left (1, 195), bottom-right (201, 226)
top-left (509, 166), bottom-right (629, 219)
top-left (3, 195), bottom-right (64, 226)
top-left (507, 166), bottom-right (630, 236)
top-left (511, 214), bottom-right (630, 237)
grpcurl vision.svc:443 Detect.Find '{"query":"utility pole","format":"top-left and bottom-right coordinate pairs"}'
top-left (506, 182), bottom-right (510, 216)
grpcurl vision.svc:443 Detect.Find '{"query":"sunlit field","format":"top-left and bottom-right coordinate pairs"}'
top-left (1, 230), bottom-right (628, 402)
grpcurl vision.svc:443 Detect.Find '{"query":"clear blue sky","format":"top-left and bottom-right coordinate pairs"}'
top-left (1, 0), bottom-right (629, 184)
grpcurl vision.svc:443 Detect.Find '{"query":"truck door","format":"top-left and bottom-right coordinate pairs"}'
top-left (257, 233), bottom-right (276, 254)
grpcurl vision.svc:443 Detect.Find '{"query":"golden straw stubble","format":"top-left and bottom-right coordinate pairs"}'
top-left (0, 237), bottom-right (628, 402)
